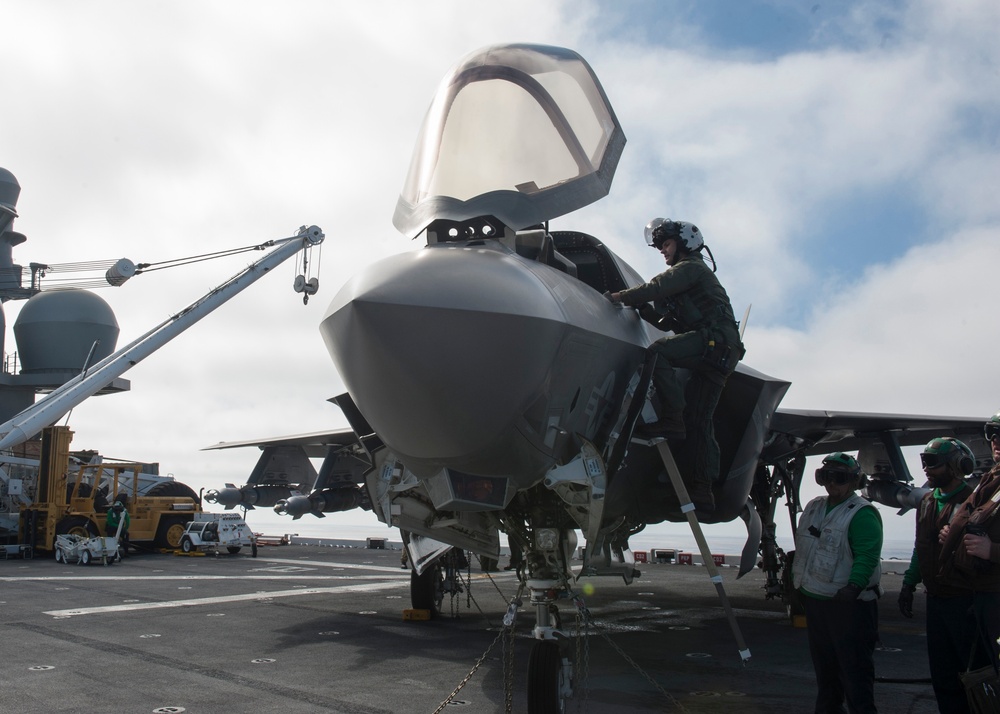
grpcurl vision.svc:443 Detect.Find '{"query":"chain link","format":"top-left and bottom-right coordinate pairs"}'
top-left (595, 629), bottom-right (690, 712)
top-left (430, 626), bottom-right (509, 714)
top-left (433, 551), bottom-right (691, 713)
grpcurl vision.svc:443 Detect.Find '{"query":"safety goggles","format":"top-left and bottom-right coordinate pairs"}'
top-left (985, 423), bottom-right (1000, 442)
top-left (815, 467), bottom-right (858, 486)
top-left (920, 452), bottom-right (948, 470)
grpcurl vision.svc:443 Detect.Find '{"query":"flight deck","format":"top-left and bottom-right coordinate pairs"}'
top-left (1, 543), bottom-right (939, 713)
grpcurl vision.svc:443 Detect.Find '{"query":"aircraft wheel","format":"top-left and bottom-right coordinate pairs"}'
top-left (80, 549), bottom-right (92, 566)
top-left (527, 640), bottom-right (567, 714)
top-left (410, 563), bottom-right (443, 615)
top-left (227, 546), bottom-right (241, 554)
top-left (180, 536), bottom-right (194, 553)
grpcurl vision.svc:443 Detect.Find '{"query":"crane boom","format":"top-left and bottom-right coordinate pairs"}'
top-left (0, 224), bottom-right (324, 452)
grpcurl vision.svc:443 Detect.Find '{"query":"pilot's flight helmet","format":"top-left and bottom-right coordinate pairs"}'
top-left (921, 437), bottom-right (975, 475)
top-left (984, 411), bottom-right (1000, 442)
top-left (644, 218), bottom-right (705, 252)
top-left (815, 452), bottom-right (862, 486)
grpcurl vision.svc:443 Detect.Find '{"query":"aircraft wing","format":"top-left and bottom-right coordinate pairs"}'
top-left (201, 427), bottom-right (369, 512)
top-left (768, 409), bottom-right (986, 456)
top-left (202, 428), bottom-right (359, 459)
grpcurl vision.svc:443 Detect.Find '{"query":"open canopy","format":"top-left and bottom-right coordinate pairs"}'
top-left (393, 44), bottom-right (626, 239)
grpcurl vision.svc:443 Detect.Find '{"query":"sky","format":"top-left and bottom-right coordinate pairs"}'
top-left (1, 0), bottom-right (998, 552)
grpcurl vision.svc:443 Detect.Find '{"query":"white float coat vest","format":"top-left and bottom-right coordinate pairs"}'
top-left (792, 493), bottom-right (881, 601)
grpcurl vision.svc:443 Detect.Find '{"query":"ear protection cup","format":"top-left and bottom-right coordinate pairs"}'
top-left (945, 437), bottom-right (975, 476)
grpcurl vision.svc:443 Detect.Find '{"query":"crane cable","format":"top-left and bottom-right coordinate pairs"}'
top-left (25, 240), bottom-right (291, 292)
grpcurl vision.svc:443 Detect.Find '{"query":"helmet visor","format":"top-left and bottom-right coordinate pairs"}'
top-left (815, 467), bottom-right (858, 486)
top-left (644, 217), bottom-right (674, 248)
top-left (985, 423), bottom-right (1000, 441)
top-left (920, 452), bottom-right (948, 470)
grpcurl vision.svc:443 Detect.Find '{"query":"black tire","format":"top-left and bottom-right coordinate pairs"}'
top-left (155, 516), bottom-right (189, 550)
top-left (251, 543), bottom-right (258, 558)
top-left (527, 640), bottom-right (566, 714)
top-left (54, 548), bottom-right (64, 563)
top-left (181, 536), bottom-right (194, 553)
top-left (80, 549), bottom-right (92, 566)
top-left (55, 516), bottom-right (100, 539)
top-left (410, 563), bottom-right (443, 615)
top-left (145, 481), bottom-right (201, 504)
top-left (226, 546), bottom-right (241, 554)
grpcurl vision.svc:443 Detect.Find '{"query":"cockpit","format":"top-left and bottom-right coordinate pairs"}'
top-left (392, 44), bottom-right (626, 241)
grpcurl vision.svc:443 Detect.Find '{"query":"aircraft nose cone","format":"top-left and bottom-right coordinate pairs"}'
top-left (320, 246), bottom-right (568, 472)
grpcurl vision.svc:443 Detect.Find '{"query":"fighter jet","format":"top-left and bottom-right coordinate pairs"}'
top-left (205, 44), bottom-right (989, 711)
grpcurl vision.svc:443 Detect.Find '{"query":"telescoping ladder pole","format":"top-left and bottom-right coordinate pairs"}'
top-left (654, 440), bottom-right (751, 664)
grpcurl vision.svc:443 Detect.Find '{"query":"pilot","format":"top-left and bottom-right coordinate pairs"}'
top-left (606, 218), bottom-right (743, 511)
top-left (938, 410), bottom-right (1000, 671)
top-left (899, 437), bottom-right (979, 714)
top-left (792, 452), bottom-right (882, 714)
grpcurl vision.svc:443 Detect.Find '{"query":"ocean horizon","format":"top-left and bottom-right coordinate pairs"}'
top-left (241, 510), bottom-right (916, 561)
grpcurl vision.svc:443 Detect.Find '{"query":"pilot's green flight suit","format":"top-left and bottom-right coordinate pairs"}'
top-left (617, 251), bottom-right (743, 505)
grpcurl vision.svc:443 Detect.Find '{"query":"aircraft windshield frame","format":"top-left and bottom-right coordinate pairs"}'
top-left (393, 44), bottom-right (626, 239)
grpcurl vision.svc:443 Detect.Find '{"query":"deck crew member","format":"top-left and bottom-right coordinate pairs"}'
top-left (793, 452), bottom-right (882, 714)
top-left (939, 410), bottom-right (1000, 670)
top-left (900, 438), bottom-right (979, 714)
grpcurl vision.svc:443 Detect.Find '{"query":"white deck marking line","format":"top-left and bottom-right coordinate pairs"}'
top-left (0, 574), bottom-right (405, 582)
top-left (44, 580), bottom-right (406, 617)
top-left (256, 557), bottom-right (405, 574)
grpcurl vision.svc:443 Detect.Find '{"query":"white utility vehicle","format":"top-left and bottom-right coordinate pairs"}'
top-left (179, 513), bottom-right (257, 556)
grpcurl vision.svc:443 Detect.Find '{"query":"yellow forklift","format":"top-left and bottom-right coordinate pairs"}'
top-left (19, 425), bottom-right (200, 554)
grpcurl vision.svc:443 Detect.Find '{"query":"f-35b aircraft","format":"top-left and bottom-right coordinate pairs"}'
top-left (205, 44), bottom-right (988, 711)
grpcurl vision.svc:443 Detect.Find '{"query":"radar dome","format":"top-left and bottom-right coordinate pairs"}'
top-left (13, 290), bottom-right (120, 374)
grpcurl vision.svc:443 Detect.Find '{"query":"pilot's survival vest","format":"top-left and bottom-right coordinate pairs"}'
top-left (652, 257), bottom-right (740, 343)
top-left (619, 253), bottom-right (744, 370)
top-left (793, 493), bottom-right (882, 600)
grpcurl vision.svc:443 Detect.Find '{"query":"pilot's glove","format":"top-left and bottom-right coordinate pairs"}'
top-left (832, 583), bottom-right (863, 602)
top-left (898, 584), bottom-right (915, 618)
top-left (637, 303), bottom-right (660, 322)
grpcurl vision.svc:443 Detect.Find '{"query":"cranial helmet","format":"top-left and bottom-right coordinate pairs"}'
top-left (644, 218), bottom-right (705, 252)
top-left (921, 437), bottom-right (975, 476)
top-left (815, 452), bottom-right (863, 486)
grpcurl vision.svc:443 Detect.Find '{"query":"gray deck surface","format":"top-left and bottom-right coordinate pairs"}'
top-left (0, 543), bottom-right (938, 713)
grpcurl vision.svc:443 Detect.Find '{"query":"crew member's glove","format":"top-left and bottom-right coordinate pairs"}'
top-left (637, 303), bottom-right (661, 324)
top-left (898, 584), bottom-right (915, 618)
top-left (832, 583), bottom-right (863, 602)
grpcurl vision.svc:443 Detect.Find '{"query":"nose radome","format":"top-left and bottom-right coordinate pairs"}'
top-left (320, 246), bottom-right (568, 465)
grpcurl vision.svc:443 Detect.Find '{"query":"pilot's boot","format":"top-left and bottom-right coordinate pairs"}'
top-left (634, 413), bottom-right (686, 440)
